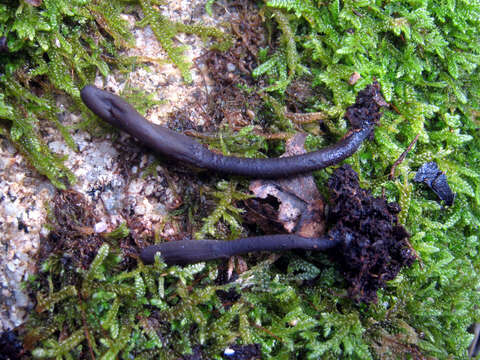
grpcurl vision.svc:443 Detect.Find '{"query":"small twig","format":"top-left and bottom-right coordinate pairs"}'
top-left (253, 130), bottom-right (292, 140)
top-left (251, 323), bottom-right (283, 342)
top-left (389, 134), bottom-right (419, 180)
top-left (78, 295), bottom-right (96, 360)
top-left (159, 166), bottom-right (182, 210)
top-left (185, 128), bottom-right (293, 140)
top-left (192, 55), bottom-right (212, 114)
top-left (285, 111), bottom-right (327, 124)
top-left (231, 22), bottom-right (258, 58)
top-left (131, 55), bottom-right (166, 65)
top-left (389, 102), bottom-right (401, 114)
top-left (183, 129), bottom-right (219, 139)
top-left (406, 240), bottom-right (423, 269)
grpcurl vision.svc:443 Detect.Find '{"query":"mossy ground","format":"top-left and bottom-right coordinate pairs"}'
top-left (1, 0), bottom-right (479, 359)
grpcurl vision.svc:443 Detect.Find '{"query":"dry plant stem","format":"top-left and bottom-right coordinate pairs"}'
top-left (80, 85), bottom-right (378, 178)
top-left (389, 133), bottom-right (419, 179)
top-left (78, 296), bottom-right (96, 360)
top-left (185, 129), bottom-right (292, 141)
top-left (139, 234), bottom-right (340, 265)
top-left (285, 111), bottom-right (327, 124)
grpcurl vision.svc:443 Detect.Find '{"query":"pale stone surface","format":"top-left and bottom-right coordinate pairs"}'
top-left (0, 0), bottom-right (230, 331)
top-left (0, 143), bottom-right (50, 330)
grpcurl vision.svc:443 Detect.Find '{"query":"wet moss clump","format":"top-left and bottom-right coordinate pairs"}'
top-left (0, 0), bottom-right (232, 188)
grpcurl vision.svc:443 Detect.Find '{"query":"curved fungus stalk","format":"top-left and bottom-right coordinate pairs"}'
top-left (80, 83), bottom-right (386, 178)
top-left (140, 234), bottom-right (341, 265)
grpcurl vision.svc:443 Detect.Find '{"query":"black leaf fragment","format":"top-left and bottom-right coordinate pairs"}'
top-left (413, 161), bottom-right (455, 206)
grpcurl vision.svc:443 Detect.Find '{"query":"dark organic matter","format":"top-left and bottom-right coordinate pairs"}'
top-left (222, 344), bottom-right (261, 360)
top-left (413, 161), bottom-right (455, 206)
top-left (38, 190), bottom-right (103, 269)
top-left (468, 323), bottom-right (480, 358)
top-left (0, 329), bottom-right (23, 360)
top-left (0, 36), bottom-right (8, 53)
top-left (215, 264), bottom-right (241, 307)
top-left (182, 346), bottom-right (204, 360)
top-left (80, 83), bottom-right (386, 178)
top-left (326, 165), bottom-right (416, 303)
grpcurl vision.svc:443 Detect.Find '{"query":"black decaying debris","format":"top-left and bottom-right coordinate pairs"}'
top-left (468, 323), bottom-right (480, 358)
top-left (344, 81), bottom-right (388, 132)
top-left (0, 36), bottom-right (8, 53)
top-left (0, 330), bottom-right (23, 360)
top-left (215, 264), bottom-right (241, 306)
top-left (413, 161), bottom-right (455, 206)
top-left (181, 345), bottom-right (204, 360)
top-left (327, 165), bottom-right (416, 303)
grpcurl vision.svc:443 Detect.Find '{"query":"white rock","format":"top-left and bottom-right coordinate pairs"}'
top-left (95, 222), bottom-right (108, 233)
top-left (6, 262), bottom-right (15, 272)
top-left (14, 290), bottom-right (29, 308)
top-left (224, 348), bottom-right (235, 356)
top-left (135, 204), bottom-right (146, 215)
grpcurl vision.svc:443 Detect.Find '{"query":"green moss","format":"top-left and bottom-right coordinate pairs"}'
top-left (139, 0), bottom-right (233, 83)
top-left (0, 0), bottom-right (130, 188)
top-left (103, 222), bottom-right (130, 240)
top-left (255, 0), bottom-right (480, 357)
top-left (0, 0), bottom-right (231, 188)
top-left (195, 180), bottom-right (251, 240)
top-left (20, 0), bottom-right (480, 359)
